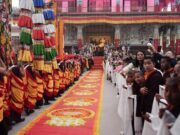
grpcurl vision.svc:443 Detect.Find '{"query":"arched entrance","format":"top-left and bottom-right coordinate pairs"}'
top-left (83, 24), bottom-right (115, 45)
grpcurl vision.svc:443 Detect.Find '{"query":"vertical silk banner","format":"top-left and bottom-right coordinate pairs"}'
top-left (147, 0), bottom-right (154, 12)
top-left (96, 0), bottom-right (103, 11)
top-left (59, 20), bottom-right (64, 59)
top-left (62, 1), bottom-right (68, 12)
top-left (124, 0), bottom-right (131, 12)
top-left (120, 0), bottom-right (124, 12)
top-left (111, 0), bottom-right (116, 12)
top-left (116, 0), bottom-right (121, 12)
top-left (54, 1), bottom-right (59, 55)
top-left (82, 0), bottom-right (88, 12)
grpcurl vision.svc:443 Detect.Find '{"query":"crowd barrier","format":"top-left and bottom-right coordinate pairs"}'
top-left (104, 63), bottom-right (178, 135)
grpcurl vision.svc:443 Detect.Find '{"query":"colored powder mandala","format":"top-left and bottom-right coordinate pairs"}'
top-left (85, 76), bottom-right (101, 79)
top-left (79, 84), bottom-right (97, 88)
top-left (63, 97), bottom-right (97, 106)
top-left (47, 108), bottom-right (95, 119)
top-left (46, 117), bottom-right (86, 127)
top-left (64, 101), bottom-right (93, 106)
top-left (83, 79), bottom-right (100, 83)
top-left (73, 90), bottom-right (96, 96)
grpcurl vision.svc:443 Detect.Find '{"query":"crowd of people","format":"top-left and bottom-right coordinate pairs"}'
top-left (80, 42), bottom-right (115, 57)
top-left (105, 43), bottom-right (180, 135)
top-left (0, 54), bottom-right (91, 135)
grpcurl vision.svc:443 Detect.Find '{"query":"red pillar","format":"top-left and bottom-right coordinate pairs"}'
top-left (154, 5), bottom-right (160, 12)
top-left (77, 25), bottom-right (83, 49)
top-left (153, 25), bottom-right (159, 50)
top-left (162, 37), bottom-right (166, 51)
top-left (114, 39), bottom-right (120, 48)
top-left (177, 4), bottom-right (180, 12)
top-left (114, 25), bottom-right (121, 48)
top-left (170, 32), bottom-right (175, 51)
top-left (176, 39), bottom-right (180, 55)
top-left (176, 25), bottom-right (180, 55)
top-left (116, 4), bottom-right (120, 12)
top-left (77, 39), bottom-right (82, 49)
top-left (170, 39), bottom-right (175, 49)
top-left (153, 39), bottom-right (159, 50)
top-left (77, 5), bottom-right (82, 13)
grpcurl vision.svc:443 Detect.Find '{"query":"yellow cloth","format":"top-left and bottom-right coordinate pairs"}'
top-left (65, 69), bottom-right (70, 85)
top-left (10, 74), bottom-right (25, 110)
top-left (26, 72), bottom-right (38, 106)
top-left (44, 63), bottom-right (52, 73)
top-left (33, 60), bottom-right (44, 71)
top-left (18, 49), bottom-right (32, 62)
top-left (53, 71), bottom-right (60, 94)
top-left (36, 74), bottom-right (44, 99)
top-left (70, 70), bottom-right (74, 83)
top-left (2, 76), bottom-right (9, 114)
top-left (44, 74), bottom-right (53, 93)
top-left (52, 59), bottom-right (58, 69)
top-left (59, 70), bottom-right (65, 88)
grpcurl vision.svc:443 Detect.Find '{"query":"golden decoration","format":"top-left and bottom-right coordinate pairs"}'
top-left (79, 84), bottom-right (98, 88)
top-left (63, 97), bottom-right (97, 106)
top-left (47, 108), bottom-right (95, 119)
top-left (73, 90), bottom-right (97, 96)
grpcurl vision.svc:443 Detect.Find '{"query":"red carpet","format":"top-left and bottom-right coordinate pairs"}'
top-left (18, 69), bottom-right (104, 135)
top-left (92, 56), bottom-right (104, 69)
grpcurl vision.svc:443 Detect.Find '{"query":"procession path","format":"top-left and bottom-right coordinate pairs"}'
top-left (17, 69), bottom-right (104, 135)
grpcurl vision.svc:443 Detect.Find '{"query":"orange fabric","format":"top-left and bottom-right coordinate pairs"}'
top-left (76, 64), bottom-right (80, 77)
top-left (59, 20), bottom-right (64, 58)
top-left (65, 69), bottom-right (70, 86)
top-left (144, 70), bottom-right (155, 80)
top-left (36, 73), bottom-right (44, 100)
top-left (74, 65), bottom-right (80, 79)
top-left (44, 74), bottom-right (54, 97)
top-left (53, 70), bottom-right (60, 95)
top-left (25, 71), bottom-right (38, 109)
top-left (70, 70), bottom-right (74, 83)
top-left (0, 81), bottom-right (4, 122)
top-left (10, 72), bottom-right (25, 113)
top-left (59, 70), bottom-right (65, 89)
top-left (3, 76), bottom-right (10, 117)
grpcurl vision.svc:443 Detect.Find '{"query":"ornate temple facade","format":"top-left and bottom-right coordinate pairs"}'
top-left (56, 0), bottom-right (180, 54)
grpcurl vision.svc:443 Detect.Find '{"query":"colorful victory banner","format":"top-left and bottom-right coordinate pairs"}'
top-left (17, 69), bottom-right (104, 135)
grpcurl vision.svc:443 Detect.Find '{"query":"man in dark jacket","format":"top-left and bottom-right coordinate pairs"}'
top-left (140, 57), bottom-right (164, 114)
